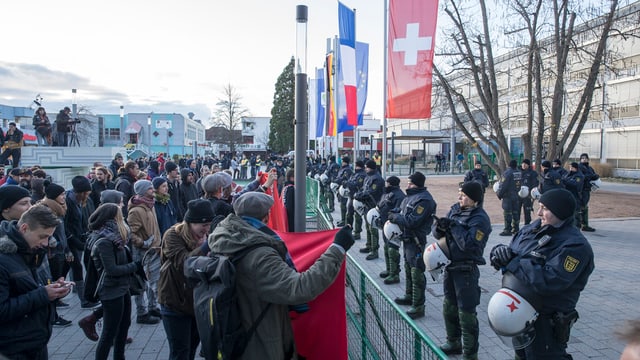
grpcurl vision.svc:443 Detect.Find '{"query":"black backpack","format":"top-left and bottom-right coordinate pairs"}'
top-left (184, 244), bottom-right (273, 360)
top-left (83, 237), bottom-right (109, 303)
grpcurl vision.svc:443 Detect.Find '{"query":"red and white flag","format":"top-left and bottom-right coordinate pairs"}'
top-left (386, 0), bottom-right (439, 119)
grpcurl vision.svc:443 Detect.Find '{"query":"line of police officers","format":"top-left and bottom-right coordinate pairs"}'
top-left (307, 155), bottom-right (596, 359)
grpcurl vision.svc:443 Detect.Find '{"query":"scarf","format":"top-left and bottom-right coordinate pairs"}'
top-left (241, 216), bottom-right (296, 270)
top-left (154, 192), bottom-right (171, 205)
top-left (131, 194), bottom-right (155, 209)
top-left (97, 220), bottom-right (127, 250)
top-left (40, 197), bottom-right (67, 217)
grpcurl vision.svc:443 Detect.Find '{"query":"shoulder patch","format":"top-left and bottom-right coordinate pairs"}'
top-left (475, 230), bottom-right (484, 241)
top-left (576, 178), bottom-right (581, 182)
top-left (555, 179), bottom-right (561, 185)
top-left (563, 256), bottom-right (580, 272)
top-left (415, 205), bottom-right (424, 215)
top-left (372, 184), bottom-right (377, 189)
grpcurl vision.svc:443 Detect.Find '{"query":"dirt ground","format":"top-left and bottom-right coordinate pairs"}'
top-left (398, 175), bottom-right (640, 221)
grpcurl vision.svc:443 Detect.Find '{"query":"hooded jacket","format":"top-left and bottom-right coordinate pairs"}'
top-left (127, 197), bottom-right (162, 249)
top-left (0, 221), bottom-right (54, 357)
top-left (209, 214), bottom-right (345, 360)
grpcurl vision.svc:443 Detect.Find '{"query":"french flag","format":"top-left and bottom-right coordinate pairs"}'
top-left (338, 2), bottom-right (358, 127)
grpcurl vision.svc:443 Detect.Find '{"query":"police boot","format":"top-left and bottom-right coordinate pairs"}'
top-left (366, 226), bottom-right (379, 260)
top-left (360, 226), bottom-right (373, 253)
top-left (379, 245), bottom-right (390, 278)
top-left (383, 247), bottom-right (401, 284)
top-left (439, 298), bottom-right (462, 355)
top-left (499, 211), bottom-right (513, 236)
top-left (582, 206), bottom-right (595, 232)
top-left (394, 262), bottom-right (413, 305)
top-left (511, 218), bottom-right (520, 235)
top-left (340, 207), bottom-right (347, 228)
top-left (406, 267), bottom-right (426, 319)
top-left (354, 213), bottom-right (363, 235)
top-left (459, 310), bottom-right (479, 360)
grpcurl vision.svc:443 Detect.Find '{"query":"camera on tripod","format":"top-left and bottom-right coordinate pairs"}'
top-left (69, 118), bottom-right (81, 125)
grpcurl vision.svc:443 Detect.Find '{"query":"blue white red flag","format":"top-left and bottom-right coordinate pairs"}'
top-left (338, 2), bottom-right (357, 127)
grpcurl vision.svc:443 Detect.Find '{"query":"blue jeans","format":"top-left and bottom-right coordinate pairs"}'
top-left (161, 305), bottom-right (200, 360)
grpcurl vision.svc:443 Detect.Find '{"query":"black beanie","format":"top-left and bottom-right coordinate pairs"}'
top-left (0, 185), bottom-right (31, 211)
top-left (461, 182), bottom-right (484, 203)
top-left (522, 159), bottom-right (531, 166)
top-left (72, 176), bottom-right (91, 193)
top-left (44, 181), bottom-right (66, 200)
top-left (570, 162), bottom-right (580, 169)
top-left (408, 172), bottom-right (426, 187)
top-left (184, 199), bottom-right (215, 223)
top-left (355, 160), bottom-right (365, 168)
top-left (342, 156), bottom-right (351, 164)
top-left (386, 176), bottom-right (400, 187)
top-left (509, 160), bottom-right (518, 168)
top-left (152, 176), bottom-right (167, 189)
top-left (539, 189), bottom-right (576, 221)
top-left (541, 160), bottom-right (552, 168)
top-left (365, 160), bottom-right (377, 170)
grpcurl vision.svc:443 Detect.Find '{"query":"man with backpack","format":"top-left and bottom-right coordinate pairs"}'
top-left (201, 191), bottom-right (355, 359)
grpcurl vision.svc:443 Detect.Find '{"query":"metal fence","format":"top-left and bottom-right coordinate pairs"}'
top-left (305, 178), bottom-right (447, 360)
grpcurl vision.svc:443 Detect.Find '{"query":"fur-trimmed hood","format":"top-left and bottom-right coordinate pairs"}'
top-left (0, 221), bottom-right (19, 254)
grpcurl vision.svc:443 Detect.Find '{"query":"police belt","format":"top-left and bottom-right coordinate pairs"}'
top-left (445, 261), bottom-right (477, 272)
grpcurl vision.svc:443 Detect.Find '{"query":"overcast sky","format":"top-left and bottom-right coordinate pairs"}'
top-left (0, 0), bottom-right (386, 124)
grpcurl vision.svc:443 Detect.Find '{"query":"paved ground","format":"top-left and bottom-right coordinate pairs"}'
top-left (48, 179), bottom-right (639, 359)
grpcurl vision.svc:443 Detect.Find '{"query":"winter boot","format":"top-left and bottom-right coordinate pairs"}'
top-left (459, 310), bottom-right (480, 360)
top-left (78, 312), bottom-right (99, 341)
top-left (366, 224), bottom-right (379, 260)
top-left (439, 298), bottom-right (462, 354)
top-left (581, 206), bottom-right (595, 231)
top-left (499, 211), bottom-right (513, 236)
top-left (379, 245), bottom-right (390, 278)
top-left (394, 262), bottom-right (413, 305)
top-left (383, 247), bottom-right (401, 284)
top-left (406, 267), bottom-right (426, 319)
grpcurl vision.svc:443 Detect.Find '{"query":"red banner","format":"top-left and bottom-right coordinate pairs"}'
top-left (278, 229), bottom-right (347, 360)
top-left (386, 0), bottom-right (439, 119)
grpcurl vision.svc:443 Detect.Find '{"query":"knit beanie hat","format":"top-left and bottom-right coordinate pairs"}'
top-left (386, 176), bottom-right (401, 187)
top-left (183, 199), bottom-right (215, 223)
top-left (44, 181), bottom-right (66, 200)
top-left (134, 180), bottom-right (153, 196)
top-left (553, 159), bottom-right (563, 166)
top-left (365, 160), bottom-right (377, 170)
top-left (460, 182), bottom-right (484, 203)
top-left (100, 190), bottom-right (124, 205)
top-left (233, 192), bottom-right (274, 219)
top-left (570, 162), bottom-right (580, 169)
top-left (509, 160), bottom-right (518, 168)
top-left (0, 185), bottom-right (31, 211)
top-left (152, 177), bottom-right (167, 189)
top-left (72, 176), bottom-right (91, 193)
top-left (355, 160), bottom-right (365, 168)
top-left (408, 172), bottom-right (426, 187)
top-left (539, 189), bottom-right (576, 221)
top-left (341, 156), bottom-right (351, 164)
top-left (522, 159), bottom-right (531, 166)
top-left (541, 160), bottom-right (552, 168)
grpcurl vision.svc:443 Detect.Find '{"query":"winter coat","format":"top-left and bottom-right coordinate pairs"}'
top-left (0, 221), bottom-right (55, 357)
top-left (86, 229), bottom-right (136, 301)
top-left (127, 198), bottom-right (162, 250)
top-left (64, 190), bottom-right (95, 251)
top-left (209, 214), bottom-right (345, 360)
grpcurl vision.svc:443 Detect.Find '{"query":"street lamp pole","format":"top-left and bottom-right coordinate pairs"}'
top-left (147, 114), bottom-right (152, 156)
top-left (119, 106), bottom-right (124, 145)
top-left (293, 4), bottom-right (308, 232)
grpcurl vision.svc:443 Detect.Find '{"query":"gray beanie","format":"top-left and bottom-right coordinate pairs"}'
top-left (233, 192), bottom-right (274, 219)
top-left (100, 190), bottom-right (124, 205)
top-left (134, 180), bottom-right (153, 196)
top-left (202, 172), bottom-right (232, 193)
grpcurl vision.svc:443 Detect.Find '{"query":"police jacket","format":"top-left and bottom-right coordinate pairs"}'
top-left (503, 219), bottom-right (594, 314)
top-left (540, 168), bottom-right (565, 193)
top-left (377, 186), bottom-right (406, 224)
top-left (463, 169), bottom-right (489, 189)
top-left (497, 166), bottom-right (521, 200)
top-left (579, 162), bottom-right (599, 191)
top-left (521, 167), bottom-right (539, 189)
top-left (346, 168), bottom-right (366, 198)
top-left (355, 170), bottom-right (384, 208)
top-left (434, 203), bottom-right (491, 265)
top-left (325, 162), bottom-right (340, 182)
top-left (391, 187), bottom-right (436, 245)
top-left (563, 169), bottom-right (584, 204)
top-left (334, 164), bottom-right (353, 187)
top-left (0, 221), bottom-right (55, 357)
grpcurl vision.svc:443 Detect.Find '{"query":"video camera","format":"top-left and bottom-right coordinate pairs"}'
top-left (69, 118), bottom-right (81, 124)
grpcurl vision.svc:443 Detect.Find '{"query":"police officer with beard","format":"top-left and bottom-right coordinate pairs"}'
top-left (578, 153), bottom-right (599, 232)
top-left (354, 160), bottom-right (384, 260)
top-left (377, 176), bottom-right (406, 284)
top-left (433, 182), bottom-right (491, 360)
top-left (490, 189), bottom-right (594, 359)
top-left (497, 160), bottom-right (522, 236)
top-left (345, 160), bottom-right (366, 239)
top-left (388, 172), bottom-right (436, 319)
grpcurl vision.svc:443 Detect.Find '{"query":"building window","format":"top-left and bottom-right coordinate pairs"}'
top-left (105, 128), bottom-right (120, 140)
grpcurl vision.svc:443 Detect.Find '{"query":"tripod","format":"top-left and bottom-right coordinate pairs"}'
top-left (69, 123), bottom-right (80, 147)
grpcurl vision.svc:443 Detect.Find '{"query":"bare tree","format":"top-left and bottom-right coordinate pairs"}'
top-left (212, 83), bottom-right (249, 154)
top-left (435, 0), bottom-right (619, 175)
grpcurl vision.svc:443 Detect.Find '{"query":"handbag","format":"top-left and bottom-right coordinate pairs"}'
top-left (125, 245), bottom-right (147, 296)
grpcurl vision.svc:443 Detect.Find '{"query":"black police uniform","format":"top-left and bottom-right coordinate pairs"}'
top-left (334, 163), bottom-right (353, 225)
top-left (354, 169), bottom-right (384, 258)
top-left (502, 219), bottom-right (594, 359)
top-left (377, 184), bottom-right (406, 283)
top-left (345, 168), bottom-right (366, 236)
top-left (520, 167), bottom-right (539, 225)
top-left (563, 168), bottom-right (584, 226)
top-left (497, 165), bottom-right (522, 235)
top-left (324, 160), bottom-right (340, 211)
top-left (540, 168), bottom-right (564, 193)
top-left (388, 186), bottom-right (436, 318)
top-left (463, 168), bottom-right (489, 191)
top-left (433, 202), bottom-right (492, 358)
top-left (578, 161), bottom-right (599, 230)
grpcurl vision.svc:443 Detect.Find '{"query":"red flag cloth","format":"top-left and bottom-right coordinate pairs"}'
top-left (258, 171), bottom-right (288, 232)
top-left (278, 229), bottom-right (348, 360)
top-left (386, 0), bottom-right (439, 119)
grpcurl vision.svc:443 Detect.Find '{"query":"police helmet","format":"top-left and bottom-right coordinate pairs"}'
top-left (314, 173), bottom-right (320, 180)
top-left (330, 182), bottom-right (339, 193)
top-left (338, 185), bottom-right (350, 198)
top-left (366, 207), bottom-right (381, 229)
top-left (319, 173), bottom-right (329, 185)
top-left (518, 186), bottom-right (529, 199)
top-left (423, 238), bottom-right (451, 282)
top-left (383, 221), bottom-right (402, 241)
top-left (530, 187), bottom-right (541, 200)
top-left (493, 181), bottom-right (501, 193)
top-left (352, 199), bottom-right (367, 216)
top-left (590, 178), bottom-right (602, 191)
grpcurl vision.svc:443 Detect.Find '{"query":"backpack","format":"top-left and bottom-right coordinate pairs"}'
top-left (83, 237), bottom-right (109, 303)
top-left (184, 244), bottom-right (273, 360)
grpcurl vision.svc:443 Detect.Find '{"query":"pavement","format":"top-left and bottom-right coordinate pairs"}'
top-left (47, 180), bottom-right (639, 359)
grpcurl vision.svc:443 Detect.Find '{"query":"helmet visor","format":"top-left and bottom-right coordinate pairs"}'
top-left (498, 325), bottom-right (536, 350)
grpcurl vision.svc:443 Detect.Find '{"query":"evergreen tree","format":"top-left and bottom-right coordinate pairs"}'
top-left (268, 57), bottom-right (295, 154)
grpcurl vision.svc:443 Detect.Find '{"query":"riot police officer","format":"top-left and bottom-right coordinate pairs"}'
top-left (324, 155), bottom-right (340, 213)
top-left (579, 153), bottom-right (599, 232)
top-left (563, 162), bottom-right (584, 227)
top-left (489, 189), bottom-right (594, 359)
top-left (354, 160), bottom-right (384, 260)
top-left (520, 159), bottom-right (539, 225)
top-left (377, 176), bottom-right (406, 284)
top-left (333, 156), bottom-right (353, 227)
top-left (539, 160), bottom-right (564, 194)
top-left (432, 181), bottom-right (491, 360)
top-left (497, 160), bottom-right (522, 236)
top-left (388, 172), bottom-right (437, 319)
top-left (345, 160), bottom-right (366, 239)
top-left (463, 161), bottom-right (489, 191)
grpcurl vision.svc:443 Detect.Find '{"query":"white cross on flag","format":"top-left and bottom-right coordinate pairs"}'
top-left (386, 0), bottom-right (439, 119)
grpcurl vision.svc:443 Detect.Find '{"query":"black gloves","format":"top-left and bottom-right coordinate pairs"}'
top-left (134, 261), bottom-right (148, 281)
top-left (436, 217), bottom-right (455, 233)
top-left (388, 213), bottom-right (399, 224)
top-left (490, 244), bottom-right (514, 270)
top-left (333, 226), bottom-right (355, 251)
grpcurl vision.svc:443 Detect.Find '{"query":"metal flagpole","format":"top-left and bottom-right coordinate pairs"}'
top-left (382, 0), bottom-right (389, 178)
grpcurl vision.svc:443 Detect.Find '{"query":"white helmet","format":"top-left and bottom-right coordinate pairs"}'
top-left (352, 199), bottom-right (367, 216)
top-left (314, 174), bottom-right (320, 180)
top-left (338, 185), bottom-right (350, 198)
top-left (590, 178), bottom-right (602, 191)
top-left (383, 221), bottom-right (402, 241)
top-left (330, 182), bottom-right (339, 193)
top-left (366, 207), bottom-right (381, 228)
top-left (518, 186), bottom-right (529, 199)
top-left (319, 173), bottom-right (329, 185)
top-left (493, 181), bottom-right (501, 193)
top-left (423, 238), bottom-right (451, 282)
top-left (530, 187), bottom-right (541, 200)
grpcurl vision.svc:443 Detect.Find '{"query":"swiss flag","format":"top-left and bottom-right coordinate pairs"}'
top-left (386, 0), bottom-right (439, 119)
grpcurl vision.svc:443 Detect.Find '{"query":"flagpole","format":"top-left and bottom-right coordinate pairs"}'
top-left (325, 37), bottom-right (331, 159)
top-left (353, 8), bottom-right (358, 163)
top-left (333, 36), bottom-right (339, 158)
top-left (382, 0), bottom-right (389, 178)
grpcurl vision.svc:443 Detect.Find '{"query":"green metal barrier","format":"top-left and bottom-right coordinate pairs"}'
top-left (307, 177), bottom-right (447, 359)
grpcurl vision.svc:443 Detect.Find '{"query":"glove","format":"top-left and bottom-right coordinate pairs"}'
top-left (333, 226), bottom-right (355, 252)
top-left (143, 235), bottom-right (155, 249)
top-left (134, 261), bottom-right (148, 281)
top-left (436, 217), bottom-right (455, 232)
top-left (387, 213), bottom-right (399, 224)
top-left (489, 244), bottom-right (514, 270)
